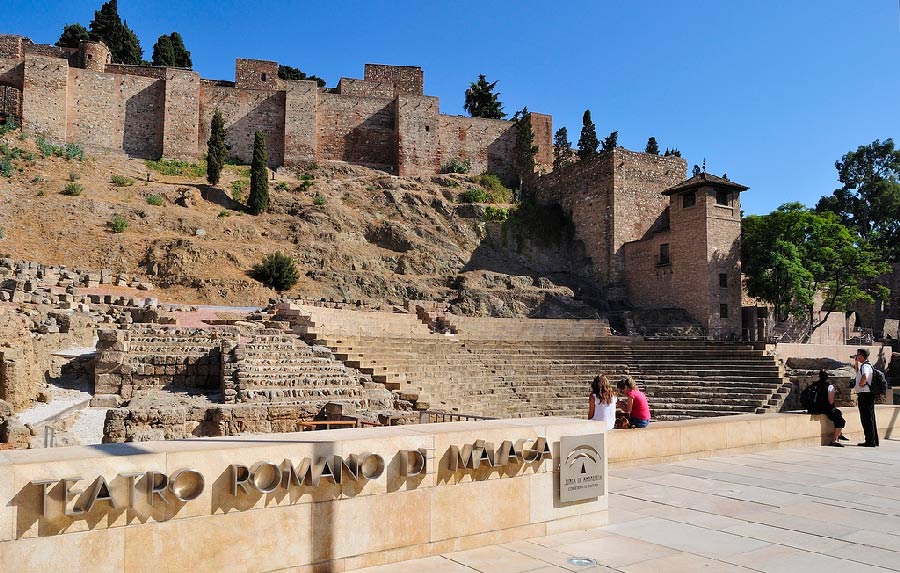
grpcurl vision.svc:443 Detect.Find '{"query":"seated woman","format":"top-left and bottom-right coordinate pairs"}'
top-left (616, 376), bottom-right (651, 428)
top-left (811, 370), bottom-right (847, 447)
top-left (588, 374), bottom-right (617, 430)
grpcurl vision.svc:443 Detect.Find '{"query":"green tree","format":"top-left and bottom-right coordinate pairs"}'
top-left (89, 0), bottom-right (142, 65)
top-left (663, 148), bottom-right (682, 157)
top-left (247, 131), bottom-right (269, 215)
top-left (692, 164), bottom-right (702, 177)
top-left (513, 107), bottom-right (538, 195)
top-left (601, 130), bottom-right (618, 152)
top-left (742, 203), bottom-right (889, 337)
top-left (577, 110), bottom-right (599, 162)
top-left (151, 35), bottom-right (175, 67)
top-left (815, 139), bottom-right (900, 263)
top-left (464, 74), bottom-right (506, 119)
top-left (645, 137), bottom-right (659, 155)
top-left (152, 32), bottom-right (192, 67)
top-left (206, 109), bottom-right (226, 186)
top-left (252, 251), bottom-right (300, 292)
top-left (277, 65), bottom-right (326, 88)
top-left (56, 23), bottom-right (89, 49)
top-left (553, 127), bottom-right (573, 169)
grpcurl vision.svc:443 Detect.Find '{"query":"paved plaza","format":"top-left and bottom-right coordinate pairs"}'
top-left (354, 439), bottom-right (900, 572)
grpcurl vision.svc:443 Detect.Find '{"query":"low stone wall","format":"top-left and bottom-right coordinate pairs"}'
top-left (0, 417), bottom-right (607, 571)
top-left (609, 405), bottom-right (900, 467)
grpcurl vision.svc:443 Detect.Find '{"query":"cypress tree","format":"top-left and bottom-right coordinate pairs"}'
top-left (514, 107), bottom-right (538, 195)
top-left (464, 75), bottom-right (506, 119)
top-left (248, 131), bottom-right (269, 215)
top-left (576, 110), bottom-right (598, 161)
top-left (645, 137), bottom-right (660, 155)
top-left (206, 109), bottom-right (226, 186)
top-left (89, 0), bottom-right (142, 65)
top-left (151, 35), bottom-right (176, 67)
top-left (168, 32), bottom-right (192, 68)
top-left (56, 23), bottom-right (89, 49)
top-left (553, 127), bottom-right (573, 169)
top-left (601, 131), bottom-right (618, 152)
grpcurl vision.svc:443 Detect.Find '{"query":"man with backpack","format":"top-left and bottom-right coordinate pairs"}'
top-left (806, 370), bottom-right (847, 447)
top-left (852, 348), bottom-right (878, 447)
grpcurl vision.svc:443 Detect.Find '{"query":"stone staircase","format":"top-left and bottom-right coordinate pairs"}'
top-left (222, 329), bottom-right (395, 415)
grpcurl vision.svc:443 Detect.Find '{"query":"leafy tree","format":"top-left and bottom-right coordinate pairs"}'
top-left (56, 23), bottom-right (89, 49)
top-left (464, 74), bottom-right (506, 119)
top-left (815, 139), bottom-right (900, 263)
top-left (151, 35), bottom-right (175, 67)
top-left (601, 130), bottom-right (618, 152)
top-left (576, 110), bottom-right (598, 162)
top-left (277, 65), bottom-right (326, 88)
top-left (152, 32), bottom-right (191, 67)
top-left (206, 109), bottom-right (226, 186)
top-left (247, 131), bottom-right (269, 215)
top-left (89, 0), bottom-right (142, 65)
top-left (513, 107), bottom-right (538, 195)
top-left (553, 127), bottom-right (573, 169)
top-left (742, 203), bottom-right (889, 337)
top-left (663, 148), bottom-right (682, 157)
top-left (252, 251), bottom-right (300, 291)
top-left (692, 164), bottom-right (702, 177)
top-left (645, 137), bottom-right (659, 155)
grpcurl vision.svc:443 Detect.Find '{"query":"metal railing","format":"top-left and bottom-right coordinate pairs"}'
top-left (418, 410), bottom-right (497, 424)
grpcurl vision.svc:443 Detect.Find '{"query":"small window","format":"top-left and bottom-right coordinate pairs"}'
top-left (716, 190), bottom-right (729, 205)
top-left (261, 72), bottom-right (267, 82)
top-left (657, 243), bottom-right (670, 266)
top-left (87, 54), bottom-right (93, 60)
top-left (682, 191), bottom-right (696, 208)
top-left (720, 304), bottom-right (729, 319)
top-left (424, 125), bottom-right (430, 132)
top-left (719, 273), bottom-right (728, 288)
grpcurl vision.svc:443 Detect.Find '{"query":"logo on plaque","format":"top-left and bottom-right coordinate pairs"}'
top-left (559, 434), bottom-right (605, 503)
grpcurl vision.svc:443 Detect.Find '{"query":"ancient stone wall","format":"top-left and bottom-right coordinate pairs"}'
top-left (235, 58), bottom-right (280, 90)
top-left (283, 80), bottom-right (319, 166)
top-left (79, 41), bottom-right (110, 72)
top-left (622, 229), bottom-right (674, 308)
top-left (704, 195), bottom-right (743, 337)
top-left (67, 67), bottom-right (165, 158)
top-left (0, 58), bottom-right (23, 87)
top-left (94, 326), bottom-right (238, 399)
top-left (22, 41), bottom-right (73, 60)
top-left (337, 78), bottom-right (394, 98)
top-left (199, 84), bottom-right (285, 167)
top-left (530, 112), bottom-right (553, 173)
top-left (534, 155), bottom-right (616, 284)
top-left (0, 35), bottom-right (24, 59)
top-left (396, 95), bottom-right (440, 176)
top-left (364, 63), bottom-right (423, 96)
top-left (103, 64), bottom-right (167, 79)
top-left (317, 92), bottom-right (396, 168)
top-left (162, 68), bottom-right (201, 160)
top-left (438, 115), bottom-right (516, 182)
top-left (21, 54), bottom-right (68, 144)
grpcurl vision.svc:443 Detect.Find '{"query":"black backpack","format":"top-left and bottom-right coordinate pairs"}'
top-left (799, 383), bottom-right (819, 413)
top-left (866, 361), bottom-right (889, 396)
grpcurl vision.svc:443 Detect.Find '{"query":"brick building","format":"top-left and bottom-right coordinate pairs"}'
top-left (536, 155), bottom-right (748, 338)
top-left (0, 34), bottom-right (552, 178)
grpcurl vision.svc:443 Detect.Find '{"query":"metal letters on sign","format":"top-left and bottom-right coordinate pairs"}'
top-left (559, 434), bottom-right (605, 503)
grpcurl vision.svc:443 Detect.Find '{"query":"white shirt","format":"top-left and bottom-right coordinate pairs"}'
top-left (590, 395), bottom-right (616, 430)
top-left (854, 362), bottom-right (873, 393)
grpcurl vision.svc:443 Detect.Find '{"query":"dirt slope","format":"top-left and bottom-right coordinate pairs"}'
top-left (0, 130), bottom-right (601, 316)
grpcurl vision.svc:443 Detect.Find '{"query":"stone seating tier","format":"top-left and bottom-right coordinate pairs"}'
top-left (319, 335), bottom-right (790, 420)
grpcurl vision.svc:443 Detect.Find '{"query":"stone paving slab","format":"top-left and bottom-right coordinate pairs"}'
top-left (349, 439), bottom-right (900, 572)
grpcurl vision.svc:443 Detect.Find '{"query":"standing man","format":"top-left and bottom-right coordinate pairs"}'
top-left (852, 348), bottom-right (879, 447)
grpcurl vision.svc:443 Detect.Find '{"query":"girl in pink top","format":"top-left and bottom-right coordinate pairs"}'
top-left (616, 376), bottom-right (651, 428)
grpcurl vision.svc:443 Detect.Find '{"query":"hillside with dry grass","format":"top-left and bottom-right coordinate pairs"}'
top-left (0, 125), bottom-right (601, 317)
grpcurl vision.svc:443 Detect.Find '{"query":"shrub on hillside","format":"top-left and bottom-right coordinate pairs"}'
top-left (62, 182), bottom-right (83, 196)
top-left (442, 157), bottom-right (471, 174)
top-left (145, 159), bottom-right (206, 177)
top-left (108, 215), bottom-right (128, 233)
top-left (146, 194), bottom-right (164, 206)
top-left (458, 187), bottom-right (491, 204)
top-left (482, 205), bottom-right (510, 222)
top-left (111, 174), bottom-right (134, 187)
top-left (231, 180), bottom-right (247, 203)
top-left (475, 172), bottom-right (513, 203)
top-left (251, 251), bottom-right (299, 292)
top-left (275, 181), bottom-right (289, 191)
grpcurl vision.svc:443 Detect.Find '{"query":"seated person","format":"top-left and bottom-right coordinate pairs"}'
top-left (616, 376), bottom-right (651, 428)
top-left (588, 374), bottom-right (617, 430)
top-left (811, 370), bottom-right (847, 447)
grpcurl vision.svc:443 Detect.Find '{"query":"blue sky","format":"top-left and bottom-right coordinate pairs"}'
top-left (4, 0), bottom-right (899, 215)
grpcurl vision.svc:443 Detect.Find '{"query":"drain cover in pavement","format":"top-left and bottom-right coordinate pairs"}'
top-left (567, 557), bottom-right (597, 566)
